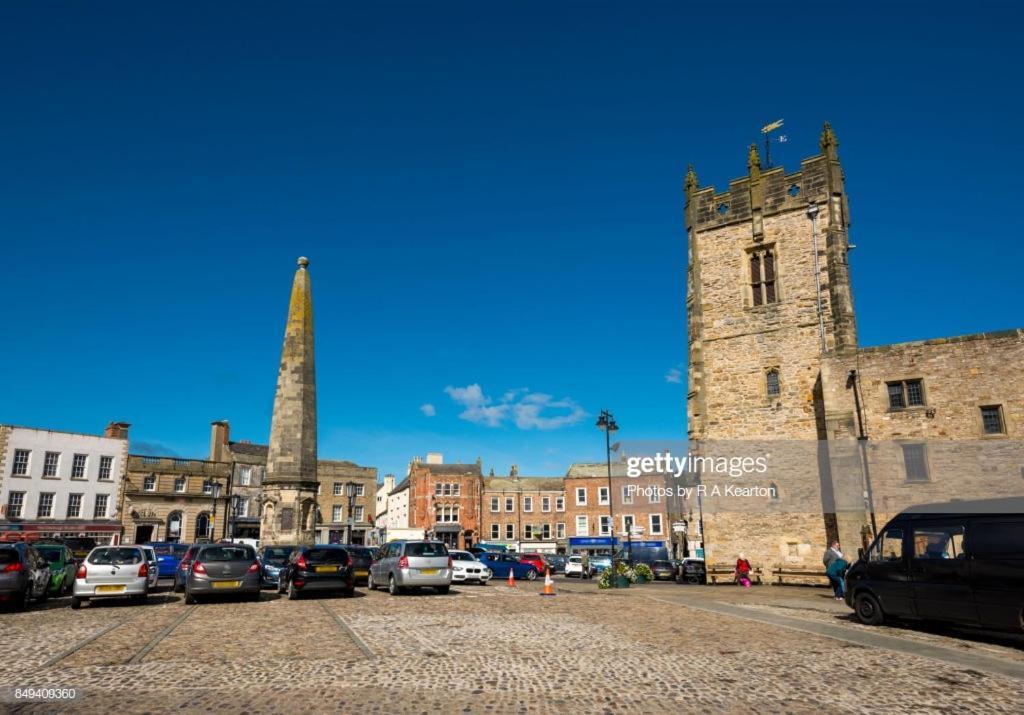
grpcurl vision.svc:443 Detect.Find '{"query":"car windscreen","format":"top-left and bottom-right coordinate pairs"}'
top-left (346, 547), bottom-right (372, 558)
top-left (149, 544), bottom-right (174, 555)
top-left (36, 547), bottom-right (65, 563)
top-left (172, 544), bottom-right (190, 558)
top-left (450, 552), bottom-right (475, 561)
top-left (198, 546), bottom-right (255, 562)
top-left (0, 549), bottom-right (19, 565)
top-left (262, 547), bottom-right (294, 565)
top-left (307, 548), bottom-right (348, 564)
top-left (652, 561), bottom-right (673, 568)
top-left (89, 548), bottom-right (143, 565)
top-left (405, 542), bottom-right (448, 558)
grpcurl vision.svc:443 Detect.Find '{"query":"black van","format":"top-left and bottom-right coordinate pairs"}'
top-left (844, 497), bottom-right (1024, 632)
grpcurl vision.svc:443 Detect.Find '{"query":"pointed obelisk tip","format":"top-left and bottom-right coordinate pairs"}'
top-left (297, 256), bottom-right (309, 269)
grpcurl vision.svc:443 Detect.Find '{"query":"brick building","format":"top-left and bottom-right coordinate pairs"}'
top-left (407, 457), bottom-right (483, 549)
top-left (684, 123), bottom-right (1024, 572)
top-left (480, 471), bottom-right (565, 552)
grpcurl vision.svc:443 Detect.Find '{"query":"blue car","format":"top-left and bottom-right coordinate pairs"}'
top-left (476, 552), bottom-right (539, 581)
top-left (145, 542), bottom-right (192, 579)
top-left (257, 544), bottom-right (297, 589)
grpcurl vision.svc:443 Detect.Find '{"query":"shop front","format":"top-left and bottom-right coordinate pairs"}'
top-left (430, 523), bottom-right (462, 549)
top-left (568, 536), bottom-right (618, 555)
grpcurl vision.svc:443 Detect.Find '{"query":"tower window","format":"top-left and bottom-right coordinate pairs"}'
top-left (717, 203), bottom-right (729, 216)
top-left (980, 405), bottom-right (1005, 435)
top-left (750, 249), bottom-right (778, 306)
top-left (887, 379), bottom-right (924, 409)
top-left (788, 184), bottom-right (800, 197)
top-left (766, 369), bottom-right (781, 398)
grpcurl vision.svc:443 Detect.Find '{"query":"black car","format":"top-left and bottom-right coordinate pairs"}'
top-left (675, 558), bottom-right (707, 585)
top-left (845, 497), bottom-right (1024, 633)
top-left (61, 537), bottom-right (98, 561)
top-left (0, 543), bottom-right (51, 610)
top-left (277, 545), bottom-right (355, 600)
top-left (650, 560), bottom-right (677, 581)
top-left (343, 545), bottom-right (374, 586)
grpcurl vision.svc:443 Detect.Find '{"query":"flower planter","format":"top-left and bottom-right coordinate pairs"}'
top-left (635, 575), bottom-right (648, 584)
top-left (614, 575), bottom-right (631, 588)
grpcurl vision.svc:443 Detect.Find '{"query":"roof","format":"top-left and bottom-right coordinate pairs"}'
top-left (413, 463), bottom-right (482, 477)
top-left (565, 462), bottom-right (630, 478)
top-left (901, 497), bottom-right (1024, 515)
top-left (389, 477), bottom-right (410, 496)
top-left (228, 441), bottom-right (269, 457)
top-left (483, 477), bottom-right (565, 491)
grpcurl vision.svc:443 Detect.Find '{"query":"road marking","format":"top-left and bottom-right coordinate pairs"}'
top-left (40, 621), bottom-right (126, 668)
top-left (126, 605), bottom-right (196, 665)
top-left (643, 593), bottom-right (1024, 681)
top-left (319, 602), bottom-right (375, 659)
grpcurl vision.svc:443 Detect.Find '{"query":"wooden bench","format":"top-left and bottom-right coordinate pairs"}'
top-left (706, 564), bottom-right (763, 585)
top-left (772, 567), bottom-right (831, 586)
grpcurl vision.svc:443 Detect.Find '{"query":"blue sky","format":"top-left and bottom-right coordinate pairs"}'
top-left (2, 2), bottom-right (1021, 481)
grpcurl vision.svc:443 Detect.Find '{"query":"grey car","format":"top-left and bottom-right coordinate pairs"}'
top-left (0, 544), bottom-right (51, 610)
top-left (367, 540), bottom-right (452, 595)
top-left (183, 543), bottom-right (261, 603)
top-left (72, 545), bottom-right (150, 609)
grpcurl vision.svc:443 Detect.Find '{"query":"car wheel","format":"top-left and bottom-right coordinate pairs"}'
top-left (287, 580), bottom-right (300, 601)
top-left (185, 588), bottom-right (197, 605)
top-left (37, 585), bottom-right (49, 603)
top-left (138, 593), bottom-right (148, 604)
top-left (436, 585), bottom-right (450, 595)
top-left (64, 577), bottom-right (73, 596)
top-left (16, 585), bottom-right (32, 611)
top-left (853, 591), bottom-right (884, 626)
top-left (388, 574), bottom-right (400, 596)
top-left (525, 569), bottom-right (538, 581)
top-left (251, 591), bottom-right (261, 602)
top-left (366, 571), bottom-right (375, 591)
top-left (343, 587), bottom-right (355, 597)
top-left (70, 596), bottom-right (82, 610)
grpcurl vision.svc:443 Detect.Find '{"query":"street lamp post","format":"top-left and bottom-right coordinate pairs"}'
top-left (345, 482), bottom-right (357, 545)
top-left (596, 409), bottom-right (619, 584)
top-left (203, 477), bottom-right (223, 541)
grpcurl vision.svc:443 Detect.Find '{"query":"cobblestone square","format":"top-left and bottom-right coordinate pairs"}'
top-left (2, 578), bottom-right (1022, 714)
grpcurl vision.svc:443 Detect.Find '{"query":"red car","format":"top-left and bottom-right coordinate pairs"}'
top-left (519, 553), bottom-right (548, 574)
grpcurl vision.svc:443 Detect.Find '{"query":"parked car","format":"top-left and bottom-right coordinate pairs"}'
top-left (61, 537), bottom-right (98, 561)
top-left (368, 540), bottom-right (452, 595)
top-left (544, 554), bottom-right (567, 574)
top-left (449, 550), bottom-right (492, 584)
top-left (72, 545), bottom-right (150, 609)
top-left (344, 545), bottom-right (374, 586)
top-left (845, 498), bottom-right (1024, 632)
top-left (650, 560), bottom-right (678, 581)
top-left (182, 543), bottom-right (261, 604)
top-left (676, 558), bottom-right (707, 585)
top-left (145, 542), bottom-right (192, 579)
top-left (0, 543), bottom-right (51, 610)
top-left (258, 544), bottom-right (296, 589)
top-left (477, 552), bottom-right (539, 581)
top-left (173, 544), bottom-right (200, 593)
top-left (590, 555), bottom-right (612, 573)
top-left (35, 543), bottom-right (78, 595)
top-left (277, 545), bottom-right (355, 600)
top-left (518, 553), bottom-right (548, 574)
top-left (564, 555), bottom-right (589, 578)
top-left (137, 545), bottom-right (161, 590)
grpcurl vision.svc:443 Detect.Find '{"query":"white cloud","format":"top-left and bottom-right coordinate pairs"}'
top-left (665, 366), bottom-right (683, 384)
top-left (419, 403), bottom-right (436, 417)
top-left (443, 383), bottom-right (587, 430)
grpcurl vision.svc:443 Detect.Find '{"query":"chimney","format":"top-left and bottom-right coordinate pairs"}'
top-left (510, 464), bottom-right (519, 479)
top-left (426, 452), bottom-right (443, 465)
top-left (104, 422), bottom-right (131, 440)
top-left (210, 420), bottom-right (230, 462)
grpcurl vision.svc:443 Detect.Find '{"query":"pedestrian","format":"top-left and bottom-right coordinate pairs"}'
top-left (826, 554), bottom-right (849, 600)
top-left (823, 540), bottom-right (844, 598)
top-left (735, 553), bottom-right (752, 587)
top-left (581, 552), bottom-right (590, 580)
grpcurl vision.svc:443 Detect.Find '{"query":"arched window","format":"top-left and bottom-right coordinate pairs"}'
top-left (195, 512), bottom-right (210, 539)
top-left (766, 369), bottom-right (781, 398)
top-left (167, 511), bottom-right (184, 542)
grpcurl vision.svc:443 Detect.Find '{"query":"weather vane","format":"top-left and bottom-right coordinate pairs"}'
top-left (760, 119), bottom-right (787, 168)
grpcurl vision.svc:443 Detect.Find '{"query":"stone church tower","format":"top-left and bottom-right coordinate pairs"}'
top-left (260, 256), bottom-right (320, 546)
top-left (684, 123), bottom-right (858, 567)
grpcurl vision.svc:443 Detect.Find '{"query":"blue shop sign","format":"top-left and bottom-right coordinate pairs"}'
top-left (568, 537), bottom-right (617, 547)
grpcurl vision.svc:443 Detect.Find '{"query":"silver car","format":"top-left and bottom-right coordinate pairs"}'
top-left (183, 543), bottom-right (261, 603)
top-left (367, 540), bottom-right (452, 595)
top-left (136, 545), bottom-right (160, 590)
top-left (72, 545), bottom-right (150, 609)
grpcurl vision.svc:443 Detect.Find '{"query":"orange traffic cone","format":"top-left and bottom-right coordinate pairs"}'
top-left (540, 568), bottom-right (556, 597)
top-left (507, 568), bottom-right (516, 588)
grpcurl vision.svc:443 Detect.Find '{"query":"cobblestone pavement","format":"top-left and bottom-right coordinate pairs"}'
top-left (2, 578), bottom-right (1022, 714)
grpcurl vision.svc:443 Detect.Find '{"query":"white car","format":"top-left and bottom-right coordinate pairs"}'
top-left (449, 550), bottom-right (492, 584)
top-left (565, 555), bottom-right (593, 578)
top-left (72, 545), bottom-right (151, 609)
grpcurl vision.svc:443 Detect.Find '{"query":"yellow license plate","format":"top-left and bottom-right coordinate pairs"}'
top-left (212, 580), bottom-right (241, 589)
top-left (355, 570), bottom-right (368, 577)
top-left (96, 585), bottom-right (125, 593)
top-left (420, 568), bottom-right (439, 575)
top-left (315, 565), bottom-right (336, 573)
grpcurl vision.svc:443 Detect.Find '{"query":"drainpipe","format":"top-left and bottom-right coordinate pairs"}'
top-left (808, 203), bottom-right (826, 353)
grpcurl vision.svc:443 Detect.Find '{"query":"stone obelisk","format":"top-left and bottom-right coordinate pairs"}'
top-left (260, 256), bottom-right (319, 546)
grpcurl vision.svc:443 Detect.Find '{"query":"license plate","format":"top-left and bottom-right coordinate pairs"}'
top-left (96, 585), bottom-right (125, 593)
top-left (420, 568), bottom-right (439, 575)
top-left (315, 565), bottom-right (336, 574)
top-left (355, 570), bottom-right (368, 577)
top-left (212, 580), bottom-right (241, 589)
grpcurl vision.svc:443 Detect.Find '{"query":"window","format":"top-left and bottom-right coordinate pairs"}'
top-left (490, 496), bottom-right (499, 512)
top-left (524, 524), bottom-right (534, 539)
top-left (93, 494), bottom-right (109, 519)
top-left (541, 496), bottom-right (551, 512)
top-left (505, 497), bottom-right (514, 512)
top-left (174, 477), bottom-right (186, 493)
top-left (969, 522), bottom-right (1024, 558)
top-left (491, 524), bottom-right (500, 539)
top-left (575, 515), bottom-right (588, 536)
top-left (43, 452), bottom-right (60, 477)
top-left (649, 488), bottom-right (661, 504)
top-left (887, 379), bottom-right (924, 409)
top-left (239, 466), bottom-right (252, 486)
top-left (37, 492), bottom-right (55, 518)
top-left (98, 456), bottom-right (113, 480)
top-left (234, 499), bottom-right (249, 518)
top-left (598, 487), bottom-right (609, 505)
top-left (450, 483), bottom-right (459, 497)
top-left (622, 515), bottom-right (635, 534)
top-left (354, 506), bottom-right (365, 522)
top-left (542, 524), bottom-right (551, 539)
top-left (334, 482), bottom-right (343, 496)
top-left (167, 511), bottom-right (183, 540)
top-left (766, 369), bottom-right (781, 398)
top-left (650, 514), bottom-right (663, 534)
top-left (750, 248), bottom-right (778, 306)
top-left (333, 505), bottom-right (343, 522)
top-left (6, 491), bottom-right (25, 518)
top-left (523, 497), bottom-right (533, 512)
top-left (443, 483), bottom-right (452, 496)
top-left (981, 405), bottom-right (1005, 435)
top-left (556, 523), bottom-right (565, 539)
top-left (12, 449), bottom-right (30, 476)
top-left (575, 488), bottom-right (587, 506)
top-left (902, 444), bottom-right (929, 483)
top-left (867, 527), bottom-right (904, 562)
top-left (202, 481), bottom-right (213, 495)
top-left (599, 516), bottom-right (612, 535)
top-left (505, 524), bottom-right (515, 539)
top-left (355, 484), bottom-right (365, 497)
top-left (621, 486), bottom-right (634, 505)
top-left (434, 483), bottom-right (442, 496)
top-left (913, 525), bottom-right (964, 560)
top-left (555, 496), bottom-right (565, 512)
top-left (67, 493), bottom-right (83, 518)
top-left (143, 475), bottom-right (157, 492)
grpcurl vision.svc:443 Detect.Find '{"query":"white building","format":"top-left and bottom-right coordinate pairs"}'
top-left (0, 422), bottom-right (130, 544)
top-left (384, 477), bottom-right (423, 542)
